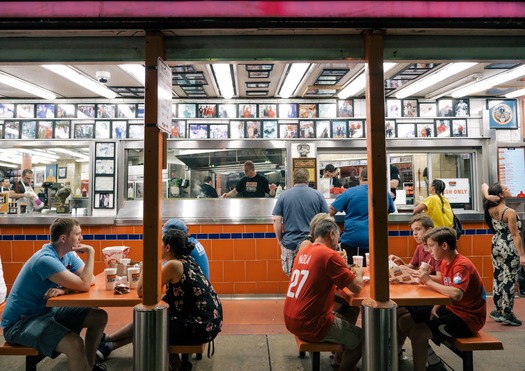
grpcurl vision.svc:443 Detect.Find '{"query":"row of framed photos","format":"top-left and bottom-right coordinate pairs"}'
top-left (386, 98), bottom-right (470, 118)
top-left (0, 103), bottom-right (144, 119)
top-left (0, 120), bottom-right (143, 140)
top-left (173, 118), bottom-right (469, 139)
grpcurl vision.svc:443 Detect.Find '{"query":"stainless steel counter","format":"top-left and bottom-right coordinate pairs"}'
top-left (0, 213), bottom-right (116, 225)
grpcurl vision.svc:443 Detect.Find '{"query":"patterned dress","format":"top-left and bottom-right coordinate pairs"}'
top-left (491, 207), bottom-right (522, 315)
top-left (162, 256), bottom-right (222, 345)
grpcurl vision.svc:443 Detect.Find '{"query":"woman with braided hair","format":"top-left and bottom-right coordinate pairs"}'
top-left (413, 179), bottom-right (454, 228)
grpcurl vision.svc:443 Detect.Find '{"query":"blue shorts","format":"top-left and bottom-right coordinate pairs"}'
top-left (3, 307), bottom-right (90, 358)
top-left (411, 306), bottom-right (473, 345)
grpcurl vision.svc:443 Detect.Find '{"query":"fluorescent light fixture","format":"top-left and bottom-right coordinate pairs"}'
top-left (11, 148), bottom-right (59, 160)
top-left (211, 64), bottom-right (235, 99)
top-left (338, 63), bottom-right (397, 99)
top-left (425, 73), bottom-right (482, 100)
top-left (452, 64), bottom-right (525, 98)
top-left (505, 87), bottom-right (525, 98)
top-left (118, 64), bottom-right (145, 85)
top-left (0, 71), bottom-right (57, 99)
top-left (395, 62), bottom-right (477, 99)
top-left (279, 63), bottom-right (311, 99)
top-left (0, 162), bottom-right (19, 168)
top-left (42, 64), bottom-right (117, 99)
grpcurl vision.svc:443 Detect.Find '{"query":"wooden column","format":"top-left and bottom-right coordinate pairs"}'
top-left (142, 32), bottom-right (165, 306)
top-left (364, 30), bottom-right (390, 303)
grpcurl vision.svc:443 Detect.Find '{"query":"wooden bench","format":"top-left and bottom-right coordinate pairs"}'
top-left (168, 343), bottom-right (206, 371)
top-left (443, 330), bottom-right (503, 371)
top-left (295, 335), bottom-right (343, 371)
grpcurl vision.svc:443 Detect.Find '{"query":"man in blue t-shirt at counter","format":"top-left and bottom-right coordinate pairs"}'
top-left (222, 160), bottom-right (277, 198)
top-left (329, 167), bottom-right (396, 265)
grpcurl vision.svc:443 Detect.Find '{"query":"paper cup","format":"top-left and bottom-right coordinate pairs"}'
top-left (104, 268), bottom-right (118, 290)
top-left (127, 267), bottom-right (141, 289)
top-left (365, 253), bottom-right (370, 267)
top-left (420, 261), bottom-right (431, 273)
top-left (352, 255), bottom-right (364, 268)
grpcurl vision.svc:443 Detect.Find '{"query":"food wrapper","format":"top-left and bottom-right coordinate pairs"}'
top-left (388, 260), bottom-right (418, 284)
top-left (114, 283), bottom-right (130, 295)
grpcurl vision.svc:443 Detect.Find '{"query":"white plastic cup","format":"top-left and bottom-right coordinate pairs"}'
top-left (365, 253), bottom-right (370, 267)
top-left (420, 261), bottom-right (431, 273)
top-left (120, 258), bottom-right (131, 265)
top-left (353, 255), bottom-right (364, 268)
top-left (127, 267), bottom-right (141, 289)
top-left (104, 268), bottom-right (117, 290)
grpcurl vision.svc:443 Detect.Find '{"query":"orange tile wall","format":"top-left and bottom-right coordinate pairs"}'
top-left (0, 222), bottom-right (495, 295)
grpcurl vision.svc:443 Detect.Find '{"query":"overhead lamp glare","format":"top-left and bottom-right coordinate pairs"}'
top-left (118, 64), bottom-right (145, 86)
top-left (0, 71), bottom-right (57, 100)
top-left (279, 63), bottom-right (311, 99)
top-left (452, 64), bottom-right (525, 98)
top-left (338, 63), bottom-right (397, 99)
top-left (211, 64), bottom-right (235, 99)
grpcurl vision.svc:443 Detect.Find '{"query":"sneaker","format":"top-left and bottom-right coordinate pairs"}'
top-left (96, 341), bottom-right (112, 363)
top-left (93, 363), bottom-right (107, 371)
top-left (489, 310), bottom-right (504, 322)
top-left (502, 312), bottom-right (522, 326)
top-left (426, 360), bottom-right (447, 371)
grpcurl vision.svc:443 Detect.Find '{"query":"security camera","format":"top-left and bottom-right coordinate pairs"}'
top-left (96, 71), bottom-right (111, 84)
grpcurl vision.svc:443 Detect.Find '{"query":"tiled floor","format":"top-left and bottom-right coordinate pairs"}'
top-left (1, 294), bottom-right (525, 370)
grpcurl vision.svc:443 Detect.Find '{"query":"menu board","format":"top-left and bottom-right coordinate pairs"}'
top-left (498, 147), bottom-right (525, 197)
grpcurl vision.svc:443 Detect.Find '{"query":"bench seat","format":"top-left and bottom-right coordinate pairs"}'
top-left (295, 336), bottom-right (343, 371)
top-left (443, 330), bottom-right (503, 371)
top-left (0, 339), bottom-right (44, 371)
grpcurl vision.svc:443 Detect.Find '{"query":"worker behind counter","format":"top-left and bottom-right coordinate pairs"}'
top-left (222, 160), bottom-right (277, 198)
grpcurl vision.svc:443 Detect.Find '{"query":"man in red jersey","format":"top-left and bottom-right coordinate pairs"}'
top-left (284, 218), bottom-right (364, 371)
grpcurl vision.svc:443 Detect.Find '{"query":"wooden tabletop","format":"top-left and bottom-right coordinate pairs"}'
top-left (47, 273), bottom-right (142, 308)
top-left (339, 280), bottom-right (452, 307)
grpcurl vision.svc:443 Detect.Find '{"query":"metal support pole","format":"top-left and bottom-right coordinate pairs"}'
top-left (361, 298), bottom-right (398, 371)
top-left (133, 302), bottom-right (169, 371)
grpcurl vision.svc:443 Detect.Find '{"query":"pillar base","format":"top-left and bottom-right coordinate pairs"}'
top-left (133, 302), bottom-right (169, 371)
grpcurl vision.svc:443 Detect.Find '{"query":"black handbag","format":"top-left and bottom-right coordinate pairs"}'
top-left (452, 212), bottom-right (462, 240)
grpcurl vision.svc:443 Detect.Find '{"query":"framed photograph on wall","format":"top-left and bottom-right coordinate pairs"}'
top-left (209, 124), bottom-right (229, 139)
top-left (348, 120), bottom-right (364, 138)
top-left (171, 121), bottom-right (186, 138)
top-left (94, 192), bottom-right (114, 209)
top-left (37, 121), bottom-right (53, 139)
top-left (279, 123), bottom-right (298, 138)
top-left (0, 122), bottom-right (3, 139)
top-left (218, 104), bottom-right (237, 118)
top-left (332, 120), bottom-right (347, 138)
top-left (416, 122), bottom-right (435, 137)
top-left (74, 122), bottom-right (94, 139)
top-left (488, 99), bottom-right (518, 129)
top-left (45, 164), bottom-right (57, 182)
top-left (134, 181), bottom-right (143, 199)
top-left (57, 104), bottom-right (76, 118)
top-left (396, 123), bottom-right (416, 138)
top-left (453, 99), bottom-right (470, 117)
top-left (316, 120), bottom-right (330, 138)
top-left (435, 119), bottom-right (452, 137)
top-left (278, 103), bottom-right (297, 118)
top-left (385, 120), bottom-right (395, 138)
top-left (246, 121), bottom-right (261, 138)
top-left (338, 99), bottom-right (354, 117)
top-left (402, 99), bottom-right (418, 117)
top-left (230, 121), bottom-right (245, 138)
top-left (4, 121), bottom-right (20, 139)
top-left (95, 121), bottom-right (110, 139)
top-left (97, 104), bottom-right (116, 118)
top-left (386, 99), bottom-right (401, 117)
top-left (299, 120), bottom-right (315, 138)
top-left (318, 103), bottom-right (337, 118)
top-left (58, 166), bottom-right (67, 179)
top-left (418, 102), bottom-right (437, 117)
top-left (95, 159), bottom-right (115, 175)
top-left (94, 176), bottom-right (114, 192)
top-left (299, 103), bottom-right (317, 118)
top-left (438, 99), bottom-right (454, 117)
top-left (36, 103), bottom-right (55, 118)
top-left (117, 104), bottom-right (137, 118)
top-left (95, 142), bottom-right (115, 158)
top-left (452, 119), bottom-right (468, 137)
top-left (21, 121), bottom-right (37, 139)
top-left (16, 104), bottom-right (34, 118)
top-left (34, 169), bottom-right (45, 187)
top-left (262, 120), bottom-right (277, 138)
top-left (54, 121), bottom-right (70, 139)
top-left (0, 103), bottom-right (15, 118)
top-left (111, 121), bottom-right (127, 139)
top-left (198, 104), bottom-right (217, 118)
top-left (128, 124), bottom-right (144, 139)
top-left (239, 104), bottom-right (257, 118)
top-left (77, 104), bottom-right (96, 118)
top-left (259, 104), bottom-right (277, 118)
top-left (188, 124), bottom-right (208, 139)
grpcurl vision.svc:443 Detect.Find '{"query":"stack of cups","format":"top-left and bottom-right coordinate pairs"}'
top-left (104, 267), bottom-right (118, 290)
top-left (352, 255), bottom-right (364, 268)
top-left (127, 265), bottom-right (141, 289)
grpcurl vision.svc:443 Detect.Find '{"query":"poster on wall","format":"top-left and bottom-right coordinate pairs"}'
top-left (498, 147), bottom-right (525, 197)
top-left (488, 99), bottom-right (518, 129)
